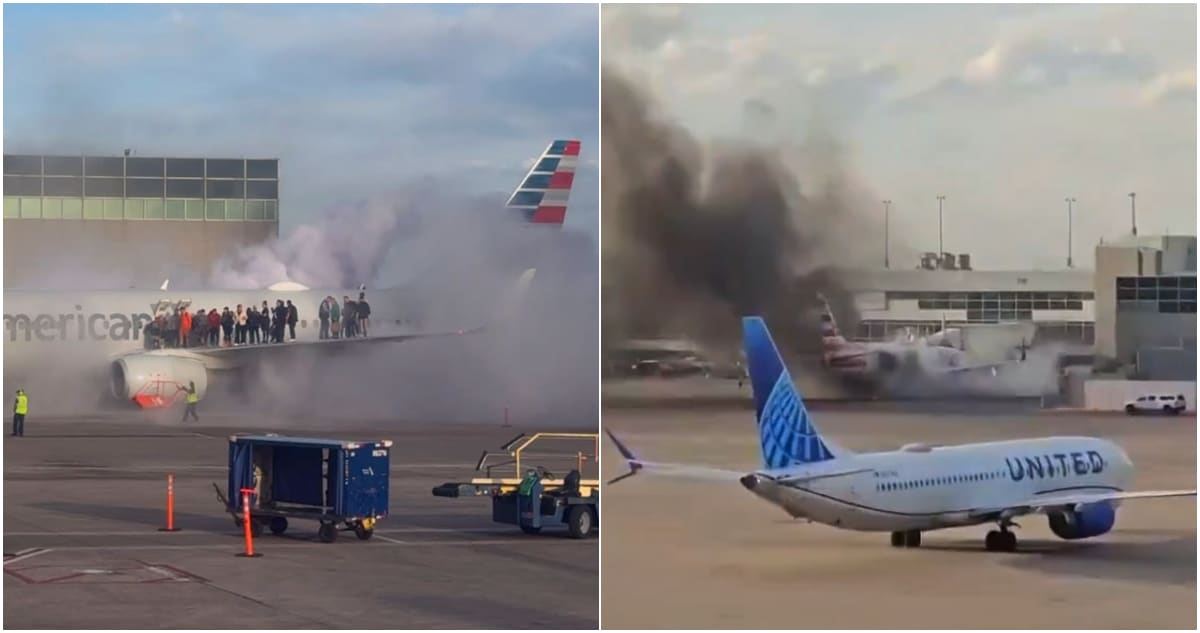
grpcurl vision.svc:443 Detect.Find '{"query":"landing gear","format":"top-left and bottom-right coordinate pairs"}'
top-left (890, 530), bottom-right (921, 548)
top-left (985, 527), bottom-right (1018, 552)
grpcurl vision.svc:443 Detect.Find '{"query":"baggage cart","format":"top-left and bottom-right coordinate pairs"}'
top-left (214, 434), bottom-right (391, 543)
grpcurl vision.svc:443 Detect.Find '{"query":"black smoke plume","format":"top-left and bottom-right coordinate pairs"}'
top-left (602, 69), bottom-right (868, 358)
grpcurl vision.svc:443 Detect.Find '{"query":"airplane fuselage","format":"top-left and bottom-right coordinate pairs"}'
top-left (741, 436), bottom-right (1133, 532)
top-left (3, 287), bottom-right (412, 368)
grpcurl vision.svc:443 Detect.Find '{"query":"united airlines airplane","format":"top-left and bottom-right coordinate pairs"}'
top-left (607, 316), bottom-right (1195, 551)
top-left (3, 140), bottom-right (581, 408)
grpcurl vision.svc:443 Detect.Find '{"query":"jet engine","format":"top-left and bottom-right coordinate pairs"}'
top-left (1047, 502), bottom-right (1117, 540)
top-left (110, 355), bottom-right (208, 407)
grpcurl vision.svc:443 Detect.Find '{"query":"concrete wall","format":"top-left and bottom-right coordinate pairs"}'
top-left (4, 219), bottom-right (276, 288)
top-left (1094, 244), bottom-right (1156, 358)
top-left (1115, 306), bottom-right (1197, 365)
top-left (1083, 379), bottom-right (1197, 412)
top-left (1136, 347), bottom-right (1197, 381)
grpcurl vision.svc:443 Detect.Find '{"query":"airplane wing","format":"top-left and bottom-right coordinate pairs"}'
top-left (123, 268), bottom-right (536, 370)
top-left (604, 430), bottom-right (869, 485)
top-left (604, 429), bottom-right (745, 484)
top-left (969, 488), bottom-right (1197, 521)
top-left (938, 361), bottom-right (1008, 377)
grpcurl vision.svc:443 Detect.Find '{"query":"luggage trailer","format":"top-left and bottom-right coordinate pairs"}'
top-left (432, 432), bottom-right (599, 539)
top-left (215, 434), bottom-right (391, 543)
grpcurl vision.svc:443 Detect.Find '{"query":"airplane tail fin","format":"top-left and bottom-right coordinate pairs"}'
top-left (743, 316), bottom-right (844, 468)
top-left (506, 139), bottom-right (580, 225)
top-left (816, 293), bottom-right (847, 350)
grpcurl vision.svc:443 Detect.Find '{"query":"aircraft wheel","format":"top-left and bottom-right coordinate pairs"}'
top-left (1125, 405), bottom-right (1137, 415)
top-left (1001, 530), bottom-right (1017, 552)
top-left (890, 531), bottom-right (905, 547)
top-left (903, 530), bottom-right (921, 548)
top-left (985, 530), bottom-right (1002, 551)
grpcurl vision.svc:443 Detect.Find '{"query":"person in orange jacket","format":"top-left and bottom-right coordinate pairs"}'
top-left (179, 307), bottom-right (193, 348)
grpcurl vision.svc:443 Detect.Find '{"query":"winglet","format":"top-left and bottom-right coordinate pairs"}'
top-left (605, 429), bottom-right (643, 485)
top-left (506, 139), bottom-right (580, 225)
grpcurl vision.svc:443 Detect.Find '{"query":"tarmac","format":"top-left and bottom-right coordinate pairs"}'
top-left (601, 385), bottom-right (1197, 629)
top-left (3, 414), bottom-right (598, 629)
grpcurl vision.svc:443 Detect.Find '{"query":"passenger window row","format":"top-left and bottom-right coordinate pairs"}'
top-left (876, 471), bottom-right (1004, 492)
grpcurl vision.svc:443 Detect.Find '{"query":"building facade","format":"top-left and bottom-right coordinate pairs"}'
top-left (1093, 234), bottom-right (1196, 360)
top-left (4, 153), bottom-right (279, 288)
top-left (838, 267), bottom-right (1095, 346)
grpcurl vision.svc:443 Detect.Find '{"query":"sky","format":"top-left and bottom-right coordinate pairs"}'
top-left (603, 4), bottom-right (1197, 270)
top-left (3, 3), bottom-right (600, 236)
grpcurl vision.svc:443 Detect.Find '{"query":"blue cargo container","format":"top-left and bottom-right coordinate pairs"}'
top-left (217, 434), bottom-right (391, 543)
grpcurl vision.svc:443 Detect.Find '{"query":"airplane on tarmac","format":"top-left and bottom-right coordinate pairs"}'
top-left (606, 316), bottom-right (1195, 552)
top-left (3, 139), bottom-right (582, 408)
top-left (817, 294), bottom-right (1028, 388)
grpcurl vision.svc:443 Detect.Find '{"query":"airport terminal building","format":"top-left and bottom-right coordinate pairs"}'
top-left (3, 153), bottom-right (279, 288)
top-left (839, 236), bottom-right (1197, 380)
top-left (839, 259), bottom-right (1096, 346)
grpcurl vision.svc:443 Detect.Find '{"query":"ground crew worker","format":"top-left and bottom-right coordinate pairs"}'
top-left (12, 389), bottom-right (28, 437)
top-left (518, 468), bottom-right (540, 496)
top-left (182, 381), bottom-right (200, 422)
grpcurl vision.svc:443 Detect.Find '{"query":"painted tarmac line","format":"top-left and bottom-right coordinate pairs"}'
top-left (4, 463), bottom-right (466, 472)
top-left (25, 540), bottom-right (586, 552)
top-left (6, 527), bottom-right (508, 537)
top-left (3, 548), bottom-right (54, 566)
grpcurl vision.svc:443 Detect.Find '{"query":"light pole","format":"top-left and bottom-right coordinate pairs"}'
top-left (882, 199), bottom-right (891, 269)
top-left (1128, 192), bottom-right (1137, 236)
top-left (1065, 197), bottom-right (1075, 268)
top-left (936, 195), bottom-right (946, 260)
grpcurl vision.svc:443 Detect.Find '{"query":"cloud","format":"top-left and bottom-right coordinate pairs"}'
top-left (1140, 68), bottom-right (1197, 104)
top-left (902, 33), bottom-right (1156, 107)
top-left (3, 4), bottom-right (599, 233)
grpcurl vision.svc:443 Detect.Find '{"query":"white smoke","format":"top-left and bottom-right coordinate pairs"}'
top-left (202, 180), bottom-right (599, 427)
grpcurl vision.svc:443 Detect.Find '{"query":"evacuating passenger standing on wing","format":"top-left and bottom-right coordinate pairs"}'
top-left (330, 296), bottom-right (341, 339)
top-left (343, 296), bottom-right (357, 337)
top-left (318, 298), bottom-right (330, 340)
top-left (194, 309), bottom-right (207, 347)
top-left (221, 307), bottom-right (234, 346)
top-left (248, 307), bottom-right (260, 344)
top-left (208, 308), bottom-right (221, 346)
top-left (179, 306), bottom-right (192, 348)
top-left (274, 300), bottom-right (287, 343)
top-left (259, 301), bottom-right (269, 342)
top-left (358, 292), bottom-right (370, 337)
top-left (286, 300), bottom-right (298, 341)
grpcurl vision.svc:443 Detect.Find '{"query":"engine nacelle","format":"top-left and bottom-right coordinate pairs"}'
top-left (1048, 502), bottom-right (1117, 540)
top-left (110, 355), bottom-right (208, 408)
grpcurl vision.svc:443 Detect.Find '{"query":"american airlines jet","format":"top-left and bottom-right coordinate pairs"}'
top-left (607, 316), bottom-right (1195, 551)
top-left (817, 294), bottom-right (1021, 389)
top-left (3, 139), bottom-right (581, 409)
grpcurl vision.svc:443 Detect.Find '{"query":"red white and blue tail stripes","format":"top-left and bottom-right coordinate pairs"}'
top-left (506, 139), bottom-right (580, 225)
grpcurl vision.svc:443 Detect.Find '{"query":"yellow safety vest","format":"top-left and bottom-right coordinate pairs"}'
top-left (14, 393), bottom-right (28, 415)
top-left (186, 390), bottom-right (199, 404)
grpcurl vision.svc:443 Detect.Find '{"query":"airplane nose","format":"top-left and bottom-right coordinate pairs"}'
top-left (739, 474), bottom-right (759, 491)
